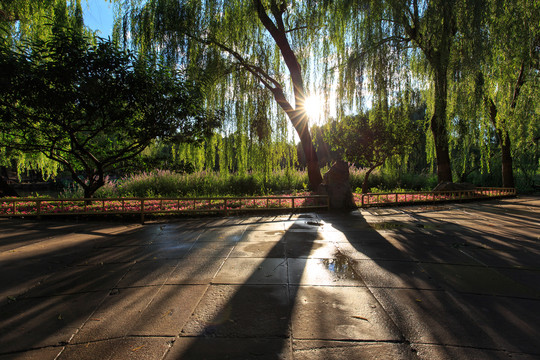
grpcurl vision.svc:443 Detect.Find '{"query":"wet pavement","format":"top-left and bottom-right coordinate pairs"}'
top-left (0, 196), bottom-right (539, 359)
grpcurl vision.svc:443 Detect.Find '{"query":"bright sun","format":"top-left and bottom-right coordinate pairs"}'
top-left (303, 95), bottom-right (322, 121)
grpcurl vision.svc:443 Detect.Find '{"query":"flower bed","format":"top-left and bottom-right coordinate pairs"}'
top-left (0, 194), bottom-right (329, 219)
top-left (354, 187), bottom-right (516, 207)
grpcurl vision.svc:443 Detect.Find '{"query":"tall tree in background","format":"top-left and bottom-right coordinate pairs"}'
top-left (448, 0), bottom-right (539, 188)
top-left (483, 0), bottom-right (539, 187)
top-left (335, 0), bottom-right (487, 184)
top-left (114, 0), bottom-right (325, 189)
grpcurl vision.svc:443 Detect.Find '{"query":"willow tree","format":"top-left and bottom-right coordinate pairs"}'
top-left (447, 0), bottom-right (539, 188)
top-left (114, 0), bottom-right (330, 189)
top-left (482, 0), bottom-right (539, 187)
top-left (333, 0), bottom-right (488, 184)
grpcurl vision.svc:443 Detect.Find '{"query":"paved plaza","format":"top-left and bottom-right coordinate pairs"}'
top-left (0, 196), bottom-right (539, 359)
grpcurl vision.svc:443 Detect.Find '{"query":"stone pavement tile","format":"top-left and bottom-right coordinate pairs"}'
top-left (283, 231), bottom-right (326, 242)
top-left (0, 347), bottom-right (62, 360)
top-left (116, 260), bottom-right (178, 287)
top-left (243, 220), bottom-right (294, 232)
top-left (385, 232), bottom-right (462, 248)
top-left (184, 242), bottom-right (234, 258)
top-left (355, 260), bottom-right (441, 290)
top-left (461, 248), bottom-right (540, 270)
top-left (144, 225), bottom-right (202, 244)
top-left (290, 286), bottom-right (401, 341)
top-left (166, 257), bottom-right (225, 284)
top-left (196, 226), bottom-right (246, 242)
top-left (229, 241), bottom-right (286, 257)
top-left (345, 242), bottom-right (411, 261)
top-left (412, 344), bottom-right (511, 360)
top-left (180, 284), bottom-right (289, 337)
top-left (370, 288), bottom-right (503, 349)
top-left (59, 336), bottom-right (173, 360)
top-left (292, 340), bottom-right (417, 360)
top-left (496, 268), bottom-right (540, 294)
top-left (0, 292), bottom-right (107, 353)
top-left (165, 337), bottom-right (291, 360)
top-left (506, 354), bottom-right (540, 360)
top-left (22, 263), bottom-right (130, 297)
top-left (144, 242), bottom-right (193, 260)
top-left (0, 232), bottom-right (103, 267)
top-left (0, 260), bottom-right (66, 304)
top-left (213, 258), bottom-right (288, 285)
top-left (72, 286), bottom-right (160, 342)
top-left (285, 239), bottom-right (339, 259)
top-left (240, 229), bottom-right (286, 242)
top-left (130, 285), bottom-right (208, 336)
top-left (421, 263), bottom-right (538, 298)
top-left (288, 258), bottom-right (365, 286)
top-left (77, 245), bottom-right (156, 264)
top-left (458, 294), bottom-right (540, 354)
top-left (386, 241), bottom-right (481, 265)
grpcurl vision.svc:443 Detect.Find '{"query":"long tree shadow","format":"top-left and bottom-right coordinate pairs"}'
top-left (319, 199), bottom-right (540, 358)
top-left (1, 198), bottom-right (539, 359)
top-left (161, 213), bottom-right (321, 359)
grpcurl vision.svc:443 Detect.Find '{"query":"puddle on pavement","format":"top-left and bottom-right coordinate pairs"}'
top-left (368, 222), bottom-right (440, 230)
top-left (322, 252), bottom-right (361, 281)
top-left (368, 222), bottom-right (408, 230)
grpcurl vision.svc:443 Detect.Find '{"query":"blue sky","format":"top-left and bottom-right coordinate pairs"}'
top-left (82, 0), bottom-right (115, 38)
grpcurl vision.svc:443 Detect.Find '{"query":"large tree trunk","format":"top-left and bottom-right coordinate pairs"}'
top-left (362, 166), bottom-right (378, 194)
top-left (254, 0), bottom-right (323, 190)
top-left (489, 99), bottom-right (515, 188)
top-left (0, 167), bottom-right (19, 197)
top-left (430, 65), bottom-right (453, 183)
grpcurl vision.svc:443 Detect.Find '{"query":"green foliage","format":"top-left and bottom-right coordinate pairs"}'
top-left (60, 169), bottom-right (310, 198)
top-left (0, 27), bottom-right (218, 198)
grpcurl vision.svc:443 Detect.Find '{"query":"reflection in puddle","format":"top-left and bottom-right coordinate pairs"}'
top-left (322, 252), bottom-right (361, 281)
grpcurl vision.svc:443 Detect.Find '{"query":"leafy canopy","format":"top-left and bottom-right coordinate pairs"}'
top-left (0, 27), bottom-right (219, 197)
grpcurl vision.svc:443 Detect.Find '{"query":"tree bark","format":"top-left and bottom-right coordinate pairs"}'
top-left (489, 99), bottom-right (515, 188)
top-left (362, 166), bottom-right (377, 194)
top-left (0, 166), bottom-right (19, 197)
top-left (254, 0), bottom-right (323, 190)
top-left (431, 66), bottom-right (453, 183)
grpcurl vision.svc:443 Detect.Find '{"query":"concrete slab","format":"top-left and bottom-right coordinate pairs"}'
top-left (166, 257), bottom-right (225, 284)
top-left (369, 287), bottom-right (503, 349)
top-left (180, 284), bottom-right (289, 337)
top-left (116, 260), bottom-right (177, 287)
top-left (292, 340), bottom-right (417, 360)
top-left (1, 197), bottom-right (539, 358)
top-left (229, 241), bottom-right (286, 257)
top-left (0, 292), bottom-right (107, 353)
top-left (285, 239), bottom-right (339, 259)
top-left (184, 242), bottom-right (234, 258)
top-left (196, 226), bottom-right (246, 242)
top-left (421, 263), bottom-right (539, 298)
top-left (129, 285), bottom-right (208, 336)
top-left (288, 258), bottom-right (365, 286)
top-left (24, 266), bottom-right (124, 297)
top-left (213, 258), bottom-right (288, 285)
top-left (290, 286), bottom-right (402, 341)
top-left (240, 229), bottom-right (286, 242)
top-left (59, 336), bottom-right (173, 360)
top-left (354, 260), bottom-right (441, 290)
top-left (165, 337), bottom-right (291, 360)
top-left (412, 344), bottom-right (511, 360)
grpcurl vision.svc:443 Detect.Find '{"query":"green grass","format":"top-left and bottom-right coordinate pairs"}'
top-left (58, 166), bottom-right (532, 199)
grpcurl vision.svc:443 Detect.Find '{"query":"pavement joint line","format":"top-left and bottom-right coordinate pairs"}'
top-left (410, 341), bottom-right (520, 354)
